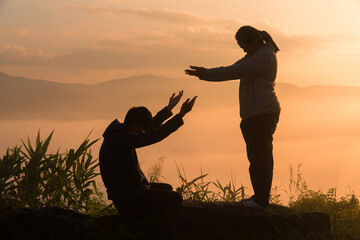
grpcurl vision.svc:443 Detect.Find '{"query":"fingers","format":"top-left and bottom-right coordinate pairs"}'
top-left (179, 95), bottom-right (197, 117)
top-left (171, 90), bottom-right (183, 100)
top-left (185, 71), bottom-right (200, 77)
top-left (185, 66), bottom-right (204, 77)
top-left (190, 96), bottom-right (197, 104)
top-left (175, 90), bottom-right (183, 99)
top-left (182, 96), bottom-right (196, 107)
top-left (189, 96), bottom-right (197, 108)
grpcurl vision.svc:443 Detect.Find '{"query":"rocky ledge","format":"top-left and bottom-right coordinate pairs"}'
top-left (0, 201), bottom-right (330, 240)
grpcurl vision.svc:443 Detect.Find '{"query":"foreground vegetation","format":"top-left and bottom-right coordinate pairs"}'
top-left (1, 132), bottom-right (360, 239)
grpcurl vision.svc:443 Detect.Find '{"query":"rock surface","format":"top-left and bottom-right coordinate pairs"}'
top-left (0, 201), bottom-right (330, 240)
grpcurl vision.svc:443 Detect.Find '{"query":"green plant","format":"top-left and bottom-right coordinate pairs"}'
top-left (269, 185), bottom-right (281, 204)
top-left (4, 131), bottom-right (360, 240)
top-left (290, 188), bottom-right (360, 240)
top-left (85, 188), bottom-right (118, 217)
top-left (286, 164), bottom-right (308, 203)
top-left (0, 130), bottom-right (100, 212)
top-left (175, 163), bottom-right (248, 202)
top-left (176, 163), bottom-right (214, 201)
top-left (0, 146), bottom-right (24, 207)
top-left (147, 157), bottom-right (165, 183)
top-left (213, 176), bottom-right (247, 202)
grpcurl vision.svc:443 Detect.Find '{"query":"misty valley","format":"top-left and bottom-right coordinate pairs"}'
top-left (1, 72), bottom-right (360, 202)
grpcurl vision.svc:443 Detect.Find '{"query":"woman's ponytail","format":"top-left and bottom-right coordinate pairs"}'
top-left (236, 26), bottom-right (280, 53)
top-left (260, 30), bottom-right (280, 53)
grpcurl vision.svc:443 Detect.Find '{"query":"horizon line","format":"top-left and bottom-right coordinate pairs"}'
top-left (1, 71), bottom-right (359, 89)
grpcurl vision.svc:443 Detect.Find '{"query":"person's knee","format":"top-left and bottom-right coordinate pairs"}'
top-left (163, 191), bottom-right (183, 208)
top-left (150, 182), bottom-right (173, 191)
top-left (162, 183), bottom-right (173, 191)
top-left (174, 192), bottom-right (183, 205)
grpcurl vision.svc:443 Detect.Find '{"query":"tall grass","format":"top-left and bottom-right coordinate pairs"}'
top-left (173, 163), bottom-right (360, 239)
top-left (289, 187), bottom-right (360, 239)
top-left (1, 131), bottom-right (360, 239)
top-left (175, 163), bottom-right (247, 202)
top-left (0, 130), bottom-right (100, 212)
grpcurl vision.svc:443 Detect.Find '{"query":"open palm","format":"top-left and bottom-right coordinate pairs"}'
top-left (168, 90), bottom-right (184, 110)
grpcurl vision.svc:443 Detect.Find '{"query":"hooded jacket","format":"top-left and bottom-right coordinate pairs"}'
top-left (200, 43), bottom-right (281, 119)
top-left (99, 107), bottom-right (183, 203)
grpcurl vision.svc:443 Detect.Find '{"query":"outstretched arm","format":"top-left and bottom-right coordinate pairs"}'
top-left (185, 64), bottom-right (241, 82)
top-left (185, 50), bottom-right (273, 81)
top-left (124, 115), bottom-right (184, 149)
top-left (121, 96), bottom-right (197, 149)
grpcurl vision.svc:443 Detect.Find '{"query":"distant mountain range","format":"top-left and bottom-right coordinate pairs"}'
top-left (1, 72), bottom-right (360, 120)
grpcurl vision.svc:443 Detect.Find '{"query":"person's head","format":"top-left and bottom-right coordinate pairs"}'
top-left (124, 106), bottom-right (152, 133)
top-left (235, 26), bottom-right (279, 54)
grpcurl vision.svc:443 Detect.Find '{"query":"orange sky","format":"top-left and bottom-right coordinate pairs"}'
top-left (1, 0), bottom-right (360, 204)
top-left (0, 0), bottom-right (360, 86)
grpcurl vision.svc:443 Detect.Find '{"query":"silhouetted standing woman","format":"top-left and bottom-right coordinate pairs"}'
top-left (185, 26), bottom-right (281, 208)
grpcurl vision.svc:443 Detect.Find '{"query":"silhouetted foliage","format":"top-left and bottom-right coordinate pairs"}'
top-left (1, 132), bottom-right (360, 239)
top-left (0, 131), bottom-right (100, 212)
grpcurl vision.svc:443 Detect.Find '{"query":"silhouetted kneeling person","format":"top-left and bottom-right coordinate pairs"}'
top-left (99, 91), bottom-right (196, 215)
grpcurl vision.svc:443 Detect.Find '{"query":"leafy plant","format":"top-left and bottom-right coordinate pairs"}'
top-left (213, 177), bottom-right (247, 202)
top-left (286, 164), bottom-right (308, 203)
top-left (3, 131), bottom-right (360, 240)
top-left (175, 163), bottom-right (248, 202)
top-left (0, 146), bottom-right (24, 207)
top-left (175, 163), bottom-right (215, 202)
top-left (290, 188), bottom-right (360, 240)
top-left (0, 130), bottom-right (100, 212)
top-left (147, 157), bottom-right (165, 183)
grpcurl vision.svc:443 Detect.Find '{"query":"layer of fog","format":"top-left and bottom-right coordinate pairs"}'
top-left (2, 73), bottom-right (360, 204)
top-left (1, 99), bottom-right (360, 204)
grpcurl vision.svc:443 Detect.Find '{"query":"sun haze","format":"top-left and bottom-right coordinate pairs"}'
top-left (1, 0), bottom-right (360, 202)
top-left (0, 0), bottom-right (360, 86)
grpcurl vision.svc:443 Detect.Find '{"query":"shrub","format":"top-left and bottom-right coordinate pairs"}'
top-left (290, 189), bottom-right (360, 240)
top-left (0, 131), bottom-right (100, 212)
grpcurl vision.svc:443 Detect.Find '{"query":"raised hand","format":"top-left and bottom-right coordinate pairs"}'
top-left (168, 90), bottom-right (184, 110)
top-left (185, 66), bottom-right (207, 78)
top-left (179, 96), bottom-right (197, 118)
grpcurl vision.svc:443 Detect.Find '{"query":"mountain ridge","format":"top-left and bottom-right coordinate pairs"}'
top-left (2, 71), bottom-right (360, 90)
top-left (1, 71), bottom-right (360, 120)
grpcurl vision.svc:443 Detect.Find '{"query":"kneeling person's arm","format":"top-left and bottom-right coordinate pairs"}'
top-left (122, 96), bottom-right (196, 149)
top-left (124, 114), bottom-right (184, 149)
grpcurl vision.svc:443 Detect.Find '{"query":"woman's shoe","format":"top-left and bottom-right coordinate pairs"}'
top-left (240, 195), bottom-right (254, 202)
top-left (241, 199), bottom-right (264, 208)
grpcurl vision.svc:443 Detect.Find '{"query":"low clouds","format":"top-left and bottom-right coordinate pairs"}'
top-left (0, 26), bottom-right (238, 70)
top-left (1, 5), bottom-right (356, 78)
top-left (62, 5), bottom-right (352, 55)
top-left (0, 43), bottom-right (54, 65)
top-left (64, 6), bottom-right (213, 25)
top-left (0, 26), bottom-right (346, 71)
top-left (6, 28), bottom-right (31, 36)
